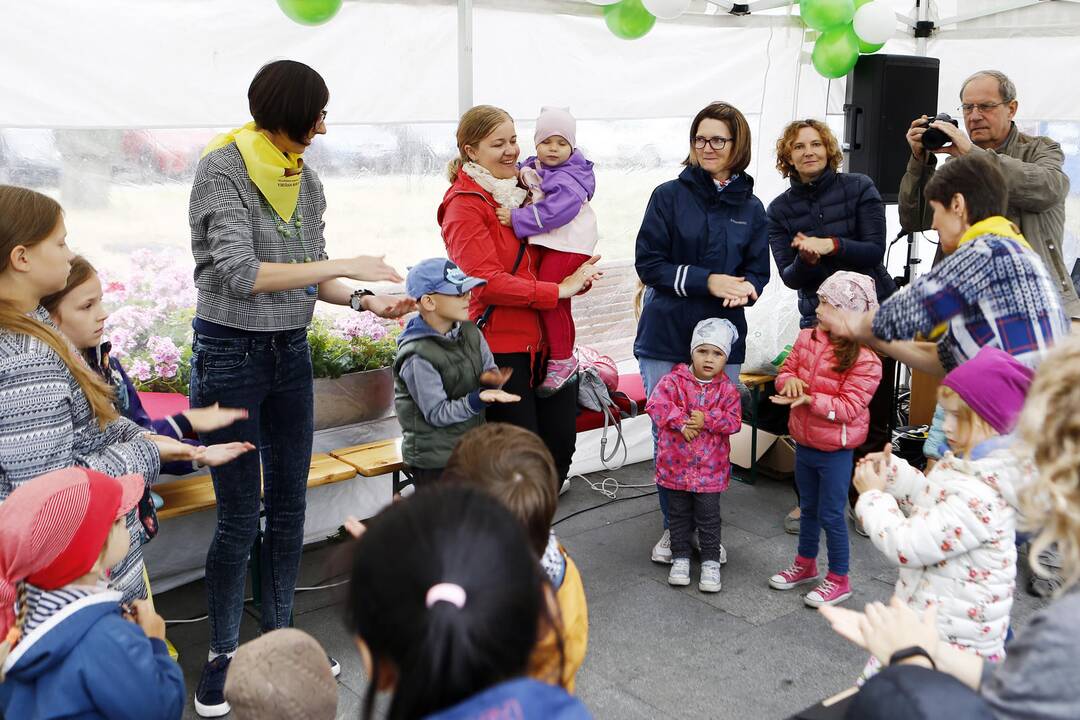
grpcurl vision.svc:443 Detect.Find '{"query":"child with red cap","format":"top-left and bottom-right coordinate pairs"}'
top-left (0, 467), bottom-right (185, 719)
top-left (851, 345), bottom-right (1037, 682)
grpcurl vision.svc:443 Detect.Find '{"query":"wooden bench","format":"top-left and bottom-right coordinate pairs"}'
top-left (329, 438), bottom-right (411, 495)
top-left (155, 453), bottom-right (359, 520)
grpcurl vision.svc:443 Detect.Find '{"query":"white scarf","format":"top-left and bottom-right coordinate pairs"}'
top-left (462, 162), bottom-right (527, 209)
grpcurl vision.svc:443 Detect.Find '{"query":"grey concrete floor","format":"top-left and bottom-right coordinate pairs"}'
top-left (159, 461), bottom-right (1048, 720)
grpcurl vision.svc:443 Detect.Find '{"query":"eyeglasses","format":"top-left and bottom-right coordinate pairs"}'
top-left (958, 101), bottom-right (1008, 115)
top-left (692, 136), bottom-right (734, 151)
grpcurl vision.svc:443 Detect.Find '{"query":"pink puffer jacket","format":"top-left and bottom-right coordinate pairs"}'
top-left (776, 328), bottom-right (882, 452)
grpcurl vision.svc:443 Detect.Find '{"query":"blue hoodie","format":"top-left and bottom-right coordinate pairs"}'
top-left (0, 591), bottom-right (185, 720)
top-left (426, 678), bottom-right (591, 720)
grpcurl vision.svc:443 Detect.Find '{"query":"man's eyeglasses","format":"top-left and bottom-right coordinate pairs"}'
top-left (692, 136), bottom-right (734, 151)
top-left (958, 101), bottom-right (1008, 115)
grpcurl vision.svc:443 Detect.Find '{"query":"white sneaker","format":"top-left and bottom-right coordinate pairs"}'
top-left (651, 529), bottom-right (673, 564)
top-left (718, 543), bottom-right (727, 566)
top-left (668, 558), bottom-right (691, 586)
top-left (699, 560), bottom-right (722, 593)
top-left (559, 478), bottom-right (571, 496)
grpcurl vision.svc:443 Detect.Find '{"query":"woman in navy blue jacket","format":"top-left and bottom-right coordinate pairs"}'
top-left (634, 101), bottom-right (770, 566)
top-left (766, 119), bottom-right (897, 533)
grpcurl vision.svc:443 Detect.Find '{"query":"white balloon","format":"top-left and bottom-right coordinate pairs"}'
top-left (642, 0), bottom-right (690, 20)
top-left (853, 2), bottom-right (895, 45)
top-left (585, 0), bottom-right (622, 5)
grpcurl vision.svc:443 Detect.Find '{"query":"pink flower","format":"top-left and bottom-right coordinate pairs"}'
top-left (156, 363), bottom-right (179, 379)
top-left (147, 336), bottom-right (181, 366)
top-left (333, 312), bottom-right (388, 341)
top-left (108, 328), bottom-right (132, 358)
top-left (129, 359), bottom-right (152, 381)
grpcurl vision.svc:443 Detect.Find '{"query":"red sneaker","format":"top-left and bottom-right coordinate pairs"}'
top-left (768, 556), bottom-right (819, 590)
top-left (804, 572), bottom-right (852, 608)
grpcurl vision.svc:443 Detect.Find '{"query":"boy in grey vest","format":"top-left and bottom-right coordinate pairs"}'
top-left (394, 259), bottom-right (520, 487)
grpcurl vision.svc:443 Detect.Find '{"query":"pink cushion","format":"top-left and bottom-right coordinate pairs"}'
top-left (138, 391), bottom-right (189, 420)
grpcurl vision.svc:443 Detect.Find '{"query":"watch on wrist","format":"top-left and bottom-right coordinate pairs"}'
top-left (888, 645), bottom-right (936, 670)
top-left (349, 289), bottom-right (374, 312)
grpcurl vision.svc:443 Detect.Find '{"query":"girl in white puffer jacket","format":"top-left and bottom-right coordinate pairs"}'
top-left (852, 346), bottom-right (1036, 681)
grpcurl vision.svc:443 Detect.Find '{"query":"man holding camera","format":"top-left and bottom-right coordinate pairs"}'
top-left (898, 69), bottom-right (1080, 317)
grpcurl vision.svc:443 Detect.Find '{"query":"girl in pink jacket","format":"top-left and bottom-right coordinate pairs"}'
top-left (645, 318), bottom-right (742, 594)
top-left (768, 272), bottom-right (882, 607)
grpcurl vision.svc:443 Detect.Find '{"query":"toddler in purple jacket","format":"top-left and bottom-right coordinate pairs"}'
top-left (496, 106), bottom-right (599, 396)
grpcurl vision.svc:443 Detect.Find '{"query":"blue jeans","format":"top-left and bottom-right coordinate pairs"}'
top-left (189, 329), bottom-right (314, 654)
top-left (795, 444), bottom-right (852, 576)
top-left (638, 355), bottom-right (741, 530)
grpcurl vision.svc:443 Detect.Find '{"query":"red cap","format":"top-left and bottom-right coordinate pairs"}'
top-left (0, 468), bottom-right (145, 640)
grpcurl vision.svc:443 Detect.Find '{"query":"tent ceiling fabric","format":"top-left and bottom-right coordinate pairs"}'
top-left (4, 0), bottom-right (1080, 128)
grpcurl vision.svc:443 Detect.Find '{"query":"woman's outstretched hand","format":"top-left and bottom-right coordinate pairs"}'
top-left (340, 255), bottom-right (405, 283)
top-left (558, 255), bottom-right (603, 299)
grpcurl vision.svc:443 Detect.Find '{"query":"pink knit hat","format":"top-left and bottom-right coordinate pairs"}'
top-left (0, 468), bottom-right (144, 642)
top-left (941, 346), bottom-right (1034, 434)
top-left (817, 271), bottom-right (879, 313)
top-left (534, 106), bottom-right (576, 148)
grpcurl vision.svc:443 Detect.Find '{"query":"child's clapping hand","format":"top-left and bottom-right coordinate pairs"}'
top-left (779, 377), bottom-right (807, 398)
top-left (681, 426), bottom-right (700, 443)
top-left (480, 367), bottom-right (513, 388)
top-left (496, 207), bottom-right (513, 226)
top-left (853, 457), bottom-right (887, 494)
top-left (480, 389), bottom-right (521, 404)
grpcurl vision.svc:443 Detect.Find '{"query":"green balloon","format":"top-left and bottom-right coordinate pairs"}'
top-left (800, 0), bottom-right (856, 31)
top-left (812, 24), bottom-right (860, 78)
top-left (854, 0), bottom-right (874, 7)
top-left (276, 0), bottom-right (343, 26)
top-left (604, 0), bottom-right (656, 40)
top-left (859, 37), bottom-right (885, 54)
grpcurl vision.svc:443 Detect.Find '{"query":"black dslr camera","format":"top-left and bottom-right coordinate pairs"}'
top-left (919, 113), bottom-right (960, 151)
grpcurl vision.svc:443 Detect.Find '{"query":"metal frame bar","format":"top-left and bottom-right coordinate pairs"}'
top-left (458, 0), bottom-right (474, 115)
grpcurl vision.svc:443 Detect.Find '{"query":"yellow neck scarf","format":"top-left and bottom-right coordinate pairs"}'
top-left (923, 216), bottom-right (1031, 341)
top-left (202, 122), bottom-right (303, 222)
top-left (958, 215), bottom-right (1030, 250)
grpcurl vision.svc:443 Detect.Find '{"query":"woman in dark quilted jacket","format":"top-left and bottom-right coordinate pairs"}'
top-left (766, 119), bottom-right (897, 535)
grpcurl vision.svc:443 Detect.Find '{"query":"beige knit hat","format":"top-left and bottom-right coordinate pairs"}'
top-left (224, 629), bottom-right (338, 720)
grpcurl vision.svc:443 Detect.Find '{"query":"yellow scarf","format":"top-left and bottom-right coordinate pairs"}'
top-left (924, 216), bottom-right (1031, 340)
top-left (202, 122), bottom-right (303, 223)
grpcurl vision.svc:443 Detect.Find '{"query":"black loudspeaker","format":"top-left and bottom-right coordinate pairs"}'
top-left (844, 54), bottom-right (940, 203)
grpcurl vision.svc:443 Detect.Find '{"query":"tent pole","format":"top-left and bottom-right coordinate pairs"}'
top-left (915, 0), bottom-right (930, 55)
top-left (458, 0), bottom-right (474, 115)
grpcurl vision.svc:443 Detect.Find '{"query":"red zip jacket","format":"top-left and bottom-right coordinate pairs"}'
top-left (438, 171), bottom-right (560, 355)
top-left (776, 328), bottom-right (882, 452)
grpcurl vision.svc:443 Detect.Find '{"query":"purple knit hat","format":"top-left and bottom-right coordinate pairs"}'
top-left (941, 346), bottom-right (1034, 434)
top-left (817, 271), bottom-right (879, 313)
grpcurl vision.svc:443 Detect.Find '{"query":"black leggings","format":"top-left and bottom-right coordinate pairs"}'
top-left (485, 351), bottom-right (579, 496)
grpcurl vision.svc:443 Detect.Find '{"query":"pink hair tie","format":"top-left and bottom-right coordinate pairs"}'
top-left (425, 583), bottom-right (467, 610)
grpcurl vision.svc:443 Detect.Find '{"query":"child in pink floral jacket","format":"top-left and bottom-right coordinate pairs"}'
top-left (645, 318), bottom-right (742, 594)
top-left (851, 346), bottom-right (1035, 681)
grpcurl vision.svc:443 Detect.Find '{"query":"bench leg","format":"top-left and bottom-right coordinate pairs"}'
top-left (392, 469), bottom-right (414, 495)
top-left (735, 385), bottom-right (760, 486)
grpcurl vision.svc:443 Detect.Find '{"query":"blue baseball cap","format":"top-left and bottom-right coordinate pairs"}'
top-left (406, 258), bottom-right (486, 298)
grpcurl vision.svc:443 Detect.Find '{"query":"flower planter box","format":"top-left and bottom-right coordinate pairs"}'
top-left (313, 366), bottom-right (395, 431)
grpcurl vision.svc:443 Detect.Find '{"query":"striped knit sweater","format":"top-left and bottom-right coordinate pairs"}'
top-left (0, 307), bottom-right (161, 603)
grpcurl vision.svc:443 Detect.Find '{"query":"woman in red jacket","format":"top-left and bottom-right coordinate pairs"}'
top-left (438, 105), bottom-right (600, 493)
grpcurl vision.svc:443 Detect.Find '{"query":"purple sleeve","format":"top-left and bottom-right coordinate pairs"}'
top-left (510, 169), bottom-right (589, 239)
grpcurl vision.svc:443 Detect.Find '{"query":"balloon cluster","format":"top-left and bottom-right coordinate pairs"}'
top-left (276, 0), bottom-right (343, 26)
top-left (803, 0), bottom-right (895, 78)
top-left (589, 0), bottom-right (690, 40)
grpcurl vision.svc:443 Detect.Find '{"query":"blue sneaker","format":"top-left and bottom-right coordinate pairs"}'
top-left (194, 655), bottom-right (232, 717)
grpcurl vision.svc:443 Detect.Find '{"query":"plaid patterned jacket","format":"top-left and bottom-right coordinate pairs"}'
top-left (188, 143), bottom-right (329, 331)
top-left (872, 233), bottom-right (1068, 371)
